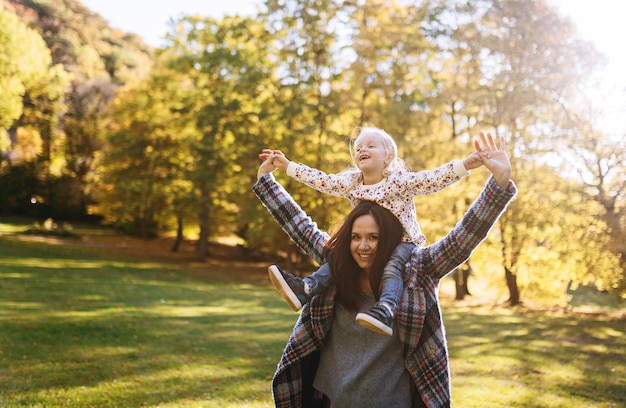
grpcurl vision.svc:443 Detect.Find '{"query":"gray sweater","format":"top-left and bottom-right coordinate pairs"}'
top-left (313, 293), bottom-right (413, 407)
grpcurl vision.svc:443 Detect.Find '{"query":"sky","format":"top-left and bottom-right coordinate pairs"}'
top-left (554, 1), bottom-right (626, 94)
top-left (80, 0), bottom-right (625, 136)
top-left (80, 0), bottom-right (259, 48)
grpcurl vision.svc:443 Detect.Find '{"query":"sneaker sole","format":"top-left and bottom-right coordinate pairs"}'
top-left (268, 265), bottom-right (303, 312)
top-left (355, 312), bottom-right (393, 336)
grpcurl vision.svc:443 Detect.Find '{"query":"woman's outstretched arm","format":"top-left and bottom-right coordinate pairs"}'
top-left (252, 172), bottom-right (329, 266)
top-left (420, 132), bottom-right (517, 280)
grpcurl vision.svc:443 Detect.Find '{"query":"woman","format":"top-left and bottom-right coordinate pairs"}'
top-left (254, 133), bottom-right (517, 407)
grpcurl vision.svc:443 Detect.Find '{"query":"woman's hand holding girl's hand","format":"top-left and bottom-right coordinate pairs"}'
top-left (259, 149), bottom-right (290, 170)
top-left (473, 131), bottom-right (511, 189)
top-left (257, 149), bottom-right (291, 179)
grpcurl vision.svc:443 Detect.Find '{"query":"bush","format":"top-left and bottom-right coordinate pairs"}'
top-left (23, 218), bottom-right (80, 239)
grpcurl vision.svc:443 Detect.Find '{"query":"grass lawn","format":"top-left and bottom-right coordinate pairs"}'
top-left (0, 219), bottom-right (624, 407)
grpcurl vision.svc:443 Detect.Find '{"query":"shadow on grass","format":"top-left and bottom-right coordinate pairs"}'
top-left (0, 236), bottom-right (292, 407)
top-left (444, 305), bottom-right (626, 407)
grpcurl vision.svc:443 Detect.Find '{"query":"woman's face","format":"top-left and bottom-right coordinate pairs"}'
top-left (349, 214), bottom-right (380, 273)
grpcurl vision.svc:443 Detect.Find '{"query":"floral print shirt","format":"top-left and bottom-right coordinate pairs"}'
top-left (287, 160), bottom-right (469, 246)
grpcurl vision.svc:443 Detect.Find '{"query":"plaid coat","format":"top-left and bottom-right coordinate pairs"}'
top-left (252, 174), bottom-right (516, 408)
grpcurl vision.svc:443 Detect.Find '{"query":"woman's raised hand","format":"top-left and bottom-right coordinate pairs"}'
top-left (474, 131), bottom-right (511, 189)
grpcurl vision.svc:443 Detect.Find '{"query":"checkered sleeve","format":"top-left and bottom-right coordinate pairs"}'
top-left (422, 176), bottom-right (517, 280)
top-left (252, 173), bottom-right (330, 265)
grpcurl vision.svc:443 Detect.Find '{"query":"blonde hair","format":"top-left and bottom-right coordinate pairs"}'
top-left (349, 126), bottom-right (407, 176)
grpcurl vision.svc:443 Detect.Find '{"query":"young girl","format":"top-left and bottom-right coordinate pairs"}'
top-left (261, 126), bottom-right (483, 336)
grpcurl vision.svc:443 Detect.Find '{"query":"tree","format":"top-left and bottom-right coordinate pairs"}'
top-left (444, 0), bottom-right (601, 304)
top-left (0, 7), bottom-right (55, 146)
top-left (62, 78), bottom-right (118, 214)
top-left (342, 0), bottom-right (442, 141)
top-left (158, 15), bottom-right (277, 259)
top-left (263, 0), bottom-right (349, 231)
top-left (2, 0), bottom-right (154, 219)
top-left (93, 70), bottom-right (194, 237)
top-left (0, 6), bottom-right (70, 216)
top-left (557, 105), bottom-right (626, 298)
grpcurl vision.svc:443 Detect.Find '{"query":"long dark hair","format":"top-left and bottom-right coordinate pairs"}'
top-left (323, 200), bottom-right (404, 312)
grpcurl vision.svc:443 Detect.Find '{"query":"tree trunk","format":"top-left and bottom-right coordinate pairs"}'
top-left (505, 266), bottom-right (520, 305)
top-left (195, 205), bottom-right (210, 260)
top-left (171, 216), bottom-right (184, 252)
top-left (453, 261), bottom-right (472, 300)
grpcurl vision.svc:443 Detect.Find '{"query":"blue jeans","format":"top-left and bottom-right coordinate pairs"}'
top-left (304, 242), bottom-right (416, 313)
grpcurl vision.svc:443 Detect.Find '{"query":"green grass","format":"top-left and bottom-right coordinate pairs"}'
top-left (446, 307), bottom-right (625, 407)
top-left (0, 219), bottom-right (624, 407)
top-left (0, 227), bottom-right (289, 407)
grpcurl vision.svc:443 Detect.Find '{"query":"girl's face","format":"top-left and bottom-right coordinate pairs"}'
top-left (353, 133), bottom-right (393, 176)
top-left (349, 214), bottom-right (379, 273)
